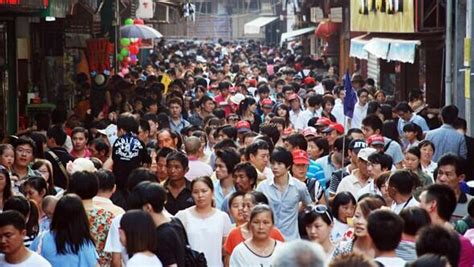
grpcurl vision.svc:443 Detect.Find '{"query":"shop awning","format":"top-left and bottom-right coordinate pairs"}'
top-left (244, 17), bottom-right (278, 35)
top-left (280, 26), bottom-right (316, 45)
top-left (350, 37), bottom-right (421, 64)
top-left (350, 38), bottom-right (369, 60)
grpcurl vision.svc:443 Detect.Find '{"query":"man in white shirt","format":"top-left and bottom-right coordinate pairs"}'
top-left (357, 152), bottom-right (393, 199)
top-left (387, 170), bottom-right (419, 214)
top-left (288, 93), bottom-right (304, 127)
top-left (337, 147), bottom-right (376, 198)
top-left (0, 210), bottom-right (51, 267)
top-left (350, 88), bottom-right (369, 129)
top-left (294, 94), bottom-right (322, 130)
top-left (368, 210), bottom-right (407, 267)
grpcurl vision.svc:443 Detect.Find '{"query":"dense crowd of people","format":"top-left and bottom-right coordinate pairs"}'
top-left (0, 39), bottom-right (473, 267)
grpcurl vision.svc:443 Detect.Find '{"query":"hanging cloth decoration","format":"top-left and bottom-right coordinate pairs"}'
top-left (282, 0), bottom-right (301, 13)
top-left (181, 0), bottom-right (195, 22)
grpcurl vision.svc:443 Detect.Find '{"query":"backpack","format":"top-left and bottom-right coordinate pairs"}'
top-left (173, 216), bottom-right (208, 267)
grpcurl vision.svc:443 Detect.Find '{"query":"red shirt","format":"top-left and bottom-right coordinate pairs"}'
top-left (214, 94), bottom-right (232, 116)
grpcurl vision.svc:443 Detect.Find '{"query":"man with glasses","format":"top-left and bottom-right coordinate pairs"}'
top-left (436, 153), bottom-right (473, 222)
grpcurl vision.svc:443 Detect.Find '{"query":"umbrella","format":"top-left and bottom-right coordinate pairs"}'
top-left (120, 24), bottom-right (163, 39)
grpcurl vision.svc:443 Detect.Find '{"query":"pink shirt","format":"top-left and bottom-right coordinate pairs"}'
top-left (70, 148), bottom-right (92, 158)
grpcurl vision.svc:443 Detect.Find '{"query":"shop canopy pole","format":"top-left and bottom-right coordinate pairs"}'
top-left (445, 0), bottom-right (453, 105)
top-left (465, 0), bottom-right (472, 135)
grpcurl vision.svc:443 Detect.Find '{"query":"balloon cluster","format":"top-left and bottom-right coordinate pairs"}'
top-left (118, 18), bottom-right (144, 76)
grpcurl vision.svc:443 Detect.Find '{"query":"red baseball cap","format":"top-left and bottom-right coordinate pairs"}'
top-left (236, 120), bottom-right (251, 133)
top-left (322, 123), bottom-right (344, 134)
top-left (292, 149), bottom-right (309, 165)
top-left (367, 134), bottom-right (385, 146)
top-left (304, 76), bottom-right (316, 86)
top-left (315, 117), bottom-right (332, 127)
top-left (261, 98), bottom-right (273, 108)
top-left (248, 79), bottom-right (257, 87)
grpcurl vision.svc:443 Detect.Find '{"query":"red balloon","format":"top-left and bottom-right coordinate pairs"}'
top-left (134, 19), bottom-right (144, 25)
top-left (122, 56), bottom-right (130, 63)
top-left (129, 45), bottom-right (139, 55)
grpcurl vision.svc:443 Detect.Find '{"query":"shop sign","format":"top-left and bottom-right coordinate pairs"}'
top-left (0, 0), bottom-right (48, 8)
top-left (350, 0), bottom-right (415, 33)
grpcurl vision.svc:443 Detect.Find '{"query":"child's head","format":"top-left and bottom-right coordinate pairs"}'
top-left (41, 196), bottom-right (58, 219)
top-left (0, 144), bottom-right (14, 168)
top-left (403, 123), bottom-right (423, 141)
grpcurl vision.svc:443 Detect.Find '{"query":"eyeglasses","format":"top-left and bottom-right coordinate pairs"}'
top-left (305, 204), bottom-right (333, 224)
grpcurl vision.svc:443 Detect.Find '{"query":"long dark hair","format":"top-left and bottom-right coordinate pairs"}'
top-left (120, 210), bottom-right (157, 258)
top-left (237, 98), bottom-right (256, 116)
top-left (0, 167), bottom-right (13, 204)
top-left (3, 195), bottom-right (39, 237)
top-left (51, 194), bottom-right (95, 254)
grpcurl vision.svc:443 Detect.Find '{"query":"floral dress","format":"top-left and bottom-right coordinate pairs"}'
top-left (88, 207), bottom-right (114, 267)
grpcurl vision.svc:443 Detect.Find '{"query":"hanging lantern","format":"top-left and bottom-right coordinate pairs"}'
top-left (315, 20), bottom-right (340, 40)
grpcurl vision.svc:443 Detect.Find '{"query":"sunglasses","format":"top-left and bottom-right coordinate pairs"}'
top-left (305, 204), bottom-right (333, 224)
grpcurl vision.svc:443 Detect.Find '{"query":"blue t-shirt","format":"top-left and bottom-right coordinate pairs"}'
top-left (307, 159), bottom-right (326, 188)
top-left (30, 231), bottom-right (98, 267)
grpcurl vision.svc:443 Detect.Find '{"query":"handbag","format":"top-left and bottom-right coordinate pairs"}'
top-left (174, 214), bottom-right (208, 267)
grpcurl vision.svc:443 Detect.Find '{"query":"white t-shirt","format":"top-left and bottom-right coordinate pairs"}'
top-left (127, 252), bottom-right (163, 267)
top-left (375, 256), bottom-right (406, 267)
top-left (185, 160), bottom-right (213, 181)
top-left (390, 197), bottom-right (419, 214)
top-left (175, 207), bottom-right (232, 267)
top-left (331, 219), bottom-right (349, 243)
top-left (0, 250), bottom-right (51, 267)
top-left (230, 240), bottom-right (283, 267)
top-left (104, 214), bottom-right (129, 263)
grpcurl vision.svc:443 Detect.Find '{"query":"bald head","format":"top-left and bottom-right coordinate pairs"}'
top-left (184, 136), bottom-right (202, 155)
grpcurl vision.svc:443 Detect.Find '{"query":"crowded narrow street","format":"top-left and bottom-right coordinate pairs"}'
top-left (0, 0), bottom-right (473, 267)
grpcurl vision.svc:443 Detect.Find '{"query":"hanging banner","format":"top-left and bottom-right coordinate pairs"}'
top-left (136, 0), bottom-right (154, 19)
top-left (350, 0), bottom-right (415, 33)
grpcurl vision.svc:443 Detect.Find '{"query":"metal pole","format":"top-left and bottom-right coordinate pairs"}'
top-left (465, 0), bottom-right (472, 135)
top-left (445, 0), bottom-right (453, 105)
top-left (115, 0), bottom-right (120, 73)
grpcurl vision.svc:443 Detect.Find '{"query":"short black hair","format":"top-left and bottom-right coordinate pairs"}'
top-left (218, 125), bottom-right (237, 141)
top-left (357, 88), bottom-right (369, 97)
top-left (214, 139), bottom-right (239, 151)
top-left (454, 117), bottom-right (468, 131)
top-left (270, 147), bottom-right (293, 168)
top-left (117, 113), bottom-right (139, 134)
top-left (0, 210), bottom-right (26, 231)
top-left (362, 115), bottom-right (383, 132)
top-left (91, 138), bottom-right (110, 155)
top-left (388, 170), bottom-right (419, 195)
top-left (127, 167), bottom-right (157, 192)
top-left (367, 153), bottom-right (393, 171)
top-left (416, 225), bottom-right (461, 267)
top-left (156, 147), bottom-right (174, 160)
top-left (166, 150), bottom-right (189, 170)
top-left (259, 123), bottom-right (280, 146)
top-left (368, 210), bottom-right (404, 252)
top-left (233, 162), bottom-right (257, 189)
top-left (139, 119), bottom-right (150, 132)
top-left (67, 171), bottom-right (99, 200)
top-left (128, 181), bottom-right (167, 213)
top-left (441, 105), bottom-right (459, 125)
top-left (71, 126), bottom-right (88, 138)
top-left (47, 125), bottom-right (67, 146)
top-left (96, 169), bottom-right (115, 192)
top-left (437, 153), bottom-right (466, 176)
top-left (395, 101), bottom-right (413, 113)
top-left (245, 140), bottom-right (269, 160)
top-left (215, 148), bottom-right (241, 174)
top-left (307, 94), bottom-right (323, 108)
top-left (423, 184), bottom-right (457, 222)
top-left (331, 192), bottom-right (356, 221)
top-left (399, 206), bottom-right (431, 236)
top-left (284, 133), bottom-right (307, 151)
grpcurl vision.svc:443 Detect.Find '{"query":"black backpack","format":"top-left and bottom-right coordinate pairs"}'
top-left (172, 217), bottom-right (207, 267)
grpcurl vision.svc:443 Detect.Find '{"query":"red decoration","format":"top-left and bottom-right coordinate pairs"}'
top-left (134, 19), bottom-right (144, 25)
top-left (86, 38), bottom-right (114, 73)
top-left (129, 45), bottom-right (139, 55)
top-left (315, 20), bottom-right (340, 40)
